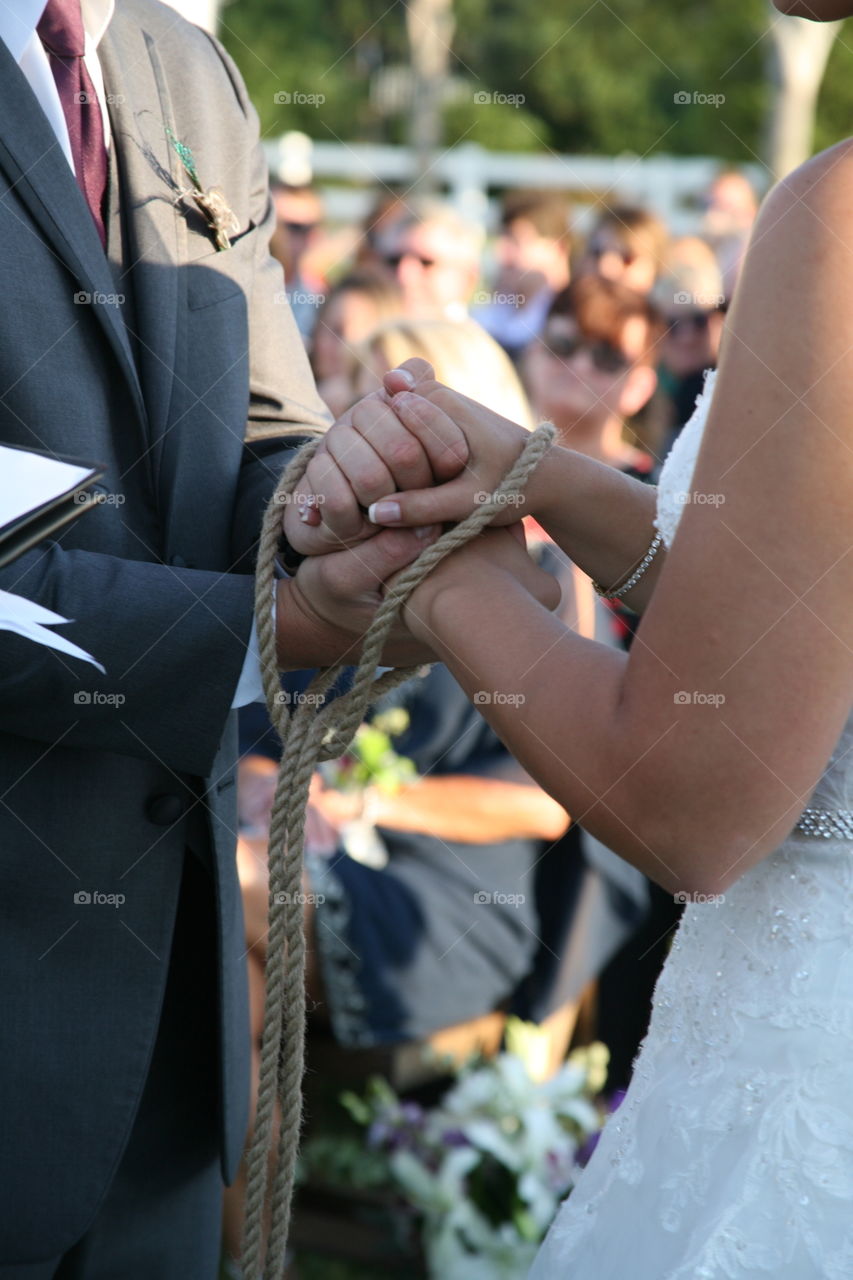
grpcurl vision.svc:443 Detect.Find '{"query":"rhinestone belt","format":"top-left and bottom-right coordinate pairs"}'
top-left (794, 807), bottom-right (853, 840)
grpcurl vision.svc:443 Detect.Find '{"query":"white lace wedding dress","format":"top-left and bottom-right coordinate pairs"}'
top-left (529, 370), bottom-right (853, 1279)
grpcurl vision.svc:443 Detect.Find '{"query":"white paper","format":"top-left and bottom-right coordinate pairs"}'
top-left (0, 588), bottom-right (105, 671)
top-left (0, 445), bottom-right (92, 529)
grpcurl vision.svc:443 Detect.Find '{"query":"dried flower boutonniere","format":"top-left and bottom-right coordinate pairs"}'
top-left (166, 127), bottom-right (240, 252)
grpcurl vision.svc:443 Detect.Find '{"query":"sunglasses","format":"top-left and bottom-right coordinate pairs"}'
top-left (587, 240), bottom-right (636, 266)
top-left (281, 221), bottom-right (317, 236)
top-left (664, 304), bottom-right (726, 335)
top-left (542, 330), bottom-right (630, 374)
top-left (383, 251), bottom-right (438, 271)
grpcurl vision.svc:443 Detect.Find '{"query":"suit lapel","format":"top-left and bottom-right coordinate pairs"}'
top-left (0, 37), bottom-right (147, 431)
top-left (99, 18), bottom-right (183, 493)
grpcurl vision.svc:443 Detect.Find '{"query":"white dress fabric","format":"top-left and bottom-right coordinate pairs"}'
top-left (529, 370), bottom-right (853, 1279)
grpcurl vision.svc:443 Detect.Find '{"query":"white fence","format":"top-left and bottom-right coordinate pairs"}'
top-left (264, 134), bottom-right (768, 236)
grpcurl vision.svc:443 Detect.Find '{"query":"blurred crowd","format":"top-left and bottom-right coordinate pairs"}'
top-left (271, 168), bottom-right (756, 453)
top-left (224, 167), bottom-right (760, 1268)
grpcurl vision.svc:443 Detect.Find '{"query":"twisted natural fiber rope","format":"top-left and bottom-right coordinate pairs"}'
top-left (242, 421), bottom-right (555, 1278)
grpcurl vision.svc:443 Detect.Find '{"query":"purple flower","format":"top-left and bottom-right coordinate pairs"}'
top-left (440, 1128), bottom-right (470, 1149)
top-left (575, 1131), bottom-right (600, 1168)
top-left (575, 1090), bottom-right (626, 1168)
top-left (367, 1101), bottom-right (428, 1154)
top-left (607, 1089), bottom-right (628, 1114)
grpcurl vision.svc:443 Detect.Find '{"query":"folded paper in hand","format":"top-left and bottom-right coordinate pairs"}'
top-left (1, 444), bottom-right (106, 668)
top-left (0, 443), bottom-right (104, 568)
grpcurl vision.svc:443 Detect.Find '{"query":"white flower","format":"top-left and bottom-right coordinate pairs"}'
top-left (390, 1145), bottom-right (479, 1213)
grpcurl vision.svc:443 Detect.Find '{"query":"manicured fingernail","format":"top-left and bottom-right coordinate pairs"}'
top-left (391, 367), bottom-right (415, 387)
top-left (368, 500), bottom-right (402, 524)
top-left (415, 525), bottom-right (434, 539)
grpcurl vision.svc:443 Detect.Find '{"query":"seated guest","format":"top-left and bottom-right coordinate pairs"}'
top-left (302, 663), bottom-right (570, 1046)
top-left (354, 187), bottom-right (412, 273)
top-left (473, 189), bottom-right (573, 360)
top-left (268, 181), bottom-right (327, 341)
top-left (700, 168), bottom-right (759, 300)
top-left (374, 199), bottom-right (484, 321)
top-left (576, 204), bottom-right (668, 299)
top-left (654, 237), bottom-right (727, 445)
top-left (522, 274), bottom-right (663, 477)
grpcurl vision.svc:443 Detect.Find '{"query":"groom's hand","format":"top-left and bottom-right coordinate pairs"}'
top-left (283, 389), bottom-right (469, 557)
top-left (275, 525), bottom-right (442, 670)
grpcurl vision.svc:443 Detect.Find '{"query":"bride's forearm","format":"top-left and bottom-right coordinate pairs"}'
top-left (527, 442), bottom-right (664, 612)
top-left (406, 566), bottom-right (679, 888)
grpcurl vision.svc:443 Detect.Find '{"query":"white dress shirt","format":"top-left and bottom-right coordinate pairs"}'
top-left (0, 0), bottom-right (266, 707)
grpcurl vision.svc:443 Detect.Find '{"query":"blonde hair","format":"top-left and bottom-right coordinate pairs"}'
top-left (363, 317), bottom-right (536, 431)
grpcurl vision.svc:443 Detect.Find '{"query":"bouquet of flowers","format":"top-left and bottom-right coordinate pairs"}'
top-left (322, 706), bottom-right (419, 794)
top-left (302, 1022), bottom-right (609, 1279)
top-left (315, 706), bottom-right (419, 868)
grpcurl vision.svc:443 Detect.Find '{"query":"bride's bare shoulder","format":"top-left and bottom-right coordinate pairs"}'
top-left (756, 137), bottom-right (853, 240)
top-left (721, 138), bottom-right (853, 374)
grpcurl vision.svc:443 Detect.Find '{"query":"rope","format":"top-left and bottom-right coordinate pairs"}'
top-left (241, 421), bottom-right (556, 1278)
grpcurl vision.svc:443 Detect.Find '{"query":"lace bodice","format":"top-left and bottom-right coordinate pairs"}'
top-left (530, 368), bottom-right (853, 1280)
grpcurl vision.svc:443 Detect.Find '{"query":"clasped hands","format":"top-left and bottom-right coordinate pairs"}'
top-left (275, 358), bottom-right (560, 671)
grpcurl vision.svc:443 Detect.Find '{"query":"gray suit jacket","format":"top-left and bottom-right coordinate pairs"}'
top-left (0, 0), bottom-right (329, 1260)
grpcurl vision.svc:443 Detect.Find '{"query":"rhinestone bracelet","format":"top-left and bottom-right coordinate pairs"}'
top-left (794, 807), bottom-right (853, 840)
top-left (592, 531), bottom-right (664, 602)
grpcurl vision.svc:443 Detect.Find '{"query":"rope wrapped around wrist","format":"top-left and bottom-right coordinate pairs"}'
top-left (241, 421), bottom-right (555, 1279)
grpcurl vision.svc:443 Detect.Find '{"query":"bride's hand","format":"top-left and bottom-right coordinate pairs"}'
top-left (394, 523), bottom-right (561, 642)
top-left (369, 358), bottom-right (550, 529)
top-left (282, 387), bottom-right (469, 556)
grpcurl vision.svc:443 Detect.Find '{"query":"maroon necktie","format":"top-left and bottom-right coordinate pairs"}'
top-left (37, 0), bottom-right (108, 248)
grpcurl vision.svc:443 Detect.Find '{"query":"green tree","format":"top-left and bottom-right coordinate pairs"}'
top-left (219, 0), bottom-right (850, 163)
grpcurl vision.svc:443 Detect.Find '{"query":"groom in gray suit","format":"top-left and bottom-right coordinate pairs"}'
top-left (0, 0), bottom-right (434, 1273)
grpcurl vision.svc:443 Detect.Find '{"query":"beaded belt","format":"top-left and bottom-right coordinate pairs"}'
top-left (794, 807), bottom-right (853, 840)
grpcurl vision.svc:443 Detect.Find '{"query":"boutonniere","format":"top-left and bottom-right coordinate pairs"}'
top-left (166, 127), bottom-right (240, 252)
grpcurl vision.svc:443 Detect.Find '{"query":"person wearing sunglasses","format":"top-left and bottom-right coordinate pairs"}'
top-left (576, 204), bottom-right (669, 299)
top-left (376, 199), bottom-right (484, 322)
top-left (269, 181), bottom-right (327, 341)
top-left (522, 275), bottom-right (663, 474)
top-left (655, 236), bottom-right (728, 443)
